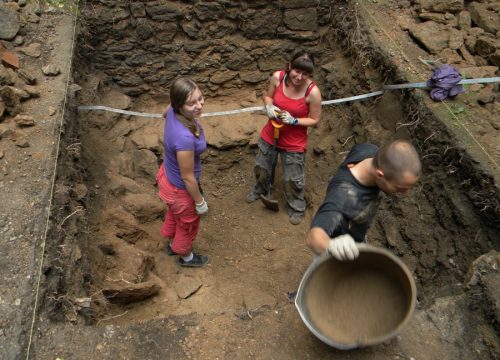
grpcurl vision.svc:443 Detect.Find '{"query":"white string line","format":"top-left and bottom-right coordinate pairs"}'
top-left (25, 10), bottom-right (79, 360)
top-left (77, 77), bottom-right (500, 118)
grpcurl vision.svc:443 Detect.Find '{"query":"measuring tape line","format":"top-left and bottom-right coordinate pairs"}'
top-left (77, 77), bottom-right (500, 118)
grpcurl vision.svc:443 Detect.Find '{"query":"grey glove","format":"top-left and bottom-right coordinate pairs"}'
top-left (195, 198), bottom-right (208, 215)
top-left (277, 110), bottom-right (298, 125)
top-left (327, 234), bottom-right (359, 261)
top-left (265, 103), bottom-right (281, 119)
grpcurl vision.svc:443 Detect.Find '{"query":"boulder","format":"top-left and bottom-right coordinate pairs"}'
top-left (408, 21), bottom-right (450, 54)
top-left (283, 8), bottom-right (318, 31)
top-left (474, 36), bottom-right (500, 58)
top-left (103, 281), bottom-right (160, 305)
top-left (417, 0), bottom-right (464, 14)
top-left (0, 6), bottom-right (20, 40)
top-left (468, 2), bottom-right (500, 35)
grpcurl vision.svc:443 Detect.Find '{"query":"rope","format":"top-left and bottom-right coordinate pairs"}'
top-left (77, 77), bottom-right (500, 118)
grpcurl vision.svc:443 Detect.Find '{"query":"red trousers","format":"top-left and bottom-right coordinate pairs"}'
top-left (156, 164), bottom-right (200, 255)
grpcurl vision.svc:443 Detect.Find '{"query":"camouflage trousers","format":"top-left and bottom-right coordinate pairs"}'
top-left (251, 138), bottom-right (306, 213)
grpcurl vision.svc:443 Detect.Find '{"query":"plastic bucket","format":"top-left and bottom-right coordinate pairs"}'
top-left (295, 243), bottom-right (416, 349)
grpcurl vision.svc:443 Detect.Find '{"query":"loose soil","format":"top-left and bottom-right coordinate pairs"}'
top-left (305, 255), bottom-right (410, 346)
top-left (1, 1), bottom-right (499, 360)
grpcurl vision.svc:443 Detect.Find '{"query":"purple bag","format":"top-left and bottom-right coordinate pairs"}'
top-left (427, 64), bottom-right (464, 101)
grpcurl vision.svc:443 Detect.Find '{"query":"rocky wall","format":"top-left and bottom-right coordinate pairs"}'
top-left (78, 0), bottom-right (335, 97)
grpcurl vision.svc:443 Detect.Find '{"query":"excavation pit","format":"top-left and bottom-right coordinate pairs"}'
top-left (9, 1), bottom-right (497, 359)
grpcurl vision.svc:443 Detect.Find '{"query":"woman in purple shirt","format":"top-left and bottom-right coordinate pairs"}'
top-left (156, 77), bottom-right (209, 267)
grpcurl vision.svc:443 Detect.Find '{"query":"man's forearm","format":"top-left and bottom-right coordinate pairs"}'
top-left (306, 227), bottom-right (331, 255)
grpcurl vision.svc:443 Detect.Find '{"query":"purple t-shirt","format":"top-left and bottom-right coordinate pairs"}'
top-left (163, 107), bottom-right (207, 189)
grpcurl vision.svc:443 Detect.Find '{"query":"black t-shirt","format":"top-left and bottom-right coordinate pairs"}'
top-left (310, 144), bottom-right (381, 242)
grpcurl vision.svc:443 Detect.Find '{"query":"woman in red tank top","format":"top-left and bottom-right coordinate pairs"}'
top-left (246, 50), bottom-right (322, 225)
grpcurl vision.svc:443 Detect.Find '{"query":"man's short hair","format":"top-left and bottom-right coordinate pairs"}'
top-left (373, 139), bottom-right (422, 181)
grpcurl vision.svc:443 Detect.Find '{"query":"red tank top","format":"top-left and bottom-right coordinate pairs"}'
top-left (260, 70), bottom-right (316, 152)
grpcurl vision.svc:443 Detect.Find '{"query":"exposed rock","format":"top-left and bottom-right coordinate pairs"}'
top-left (0, 124), bottom-right (12, 138)
top-left (239, 70), bottom-right (268, 84)
top-left (210, 70), bottom-right (238, 85)
top-left (240, 8), bottom-right (280, 39)
top-left (0, 86), bottom-right (22, 116)
top-left (476, 86), bottom-right (496, 105)
top-left (417, 0), bottom-right (464, 14)
top-left (181, 21), bottom-right (201, 40)
top-left (0, 65), bottom-right (15, 86)
top-left (458, 45), bottom-right (476, 65)
top-left (14, 114), bottom-right (35, 127)
top-left (193, 2), bottom-right (224, 22)
top-left (408, 21), bottom-right (450, 54)
top-left (448, 28), bottom-right (464, 50)
top-left (469, 2), bottom-right (500, 35)
top-left (13, 132), bottom-right (29, 148)
top-left (17, 69), bottom-right (36, 85)
top-left (283, 8), bottom-right (318, 31)
top-left (0, 48), bottom-right (20, 69)
top-left (258, 54), bottom-right (285, 72)
top-left (490, 49), bottom-right (500, 67)
top-left (129, 2), bottom-right (146, 18)
top-left (99, 7), bottom-right (129, 23)
top-left (419, 12), bottom-right (455, 25)
top-left (21, 85), bottom-right (40, 98)
top-left (145, 3), bottom-right (181, 21)
top-left (13, 36), bottom-right (24, 46)
top-left (102, 281), bottom-right (160, 305)
top-left (457, 11), bottom-right (471, 30)
top-left (20, 43), bottom-right (42, 58)
top-left (135, 20), bottom-right (154, 41)
top-left (280, 0), bottom-right (313, 9)
top-left (174, 275), bottom-right (203, 299)
top-left (467, 27), bottom-right (485, 37)
top-left (465, 251), bottom-right (500, 333)
top-left (0, 6), bottom-right (20, 40)
top-left (42, 64), bottom-right (61, 76)
top-left (225, 48), bottom-right (252, 71)
top-left (26, 13), bottom-right (40, 24)
top-left (457, 65), bottom-right (498, 78)
top-left (474, 36), bottom-right (500, 58)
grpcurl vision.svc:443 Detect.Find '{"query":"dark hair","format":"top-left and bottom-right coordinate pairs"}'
top-left (170, 77), bottom-right (199, 113)
top-left (285, 50), bottom-right (315, 85)
top-left (373, 139), bottom-right (422, 181)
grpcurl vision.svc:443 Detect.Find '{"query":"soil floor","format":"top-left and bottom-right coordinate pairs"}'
top-left (1, 1), bottom-right (499, 360)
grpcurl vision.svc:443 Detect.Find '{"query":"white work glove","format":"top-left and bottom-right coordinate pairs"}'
top-left (195, 198), bottom-right (208, 215)
top-left (265, 103), bottom-right (281, 119)
top-left (277, 110), bottom-right (298, 125)
top-left (327, 234), bottom-right (359, 261)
